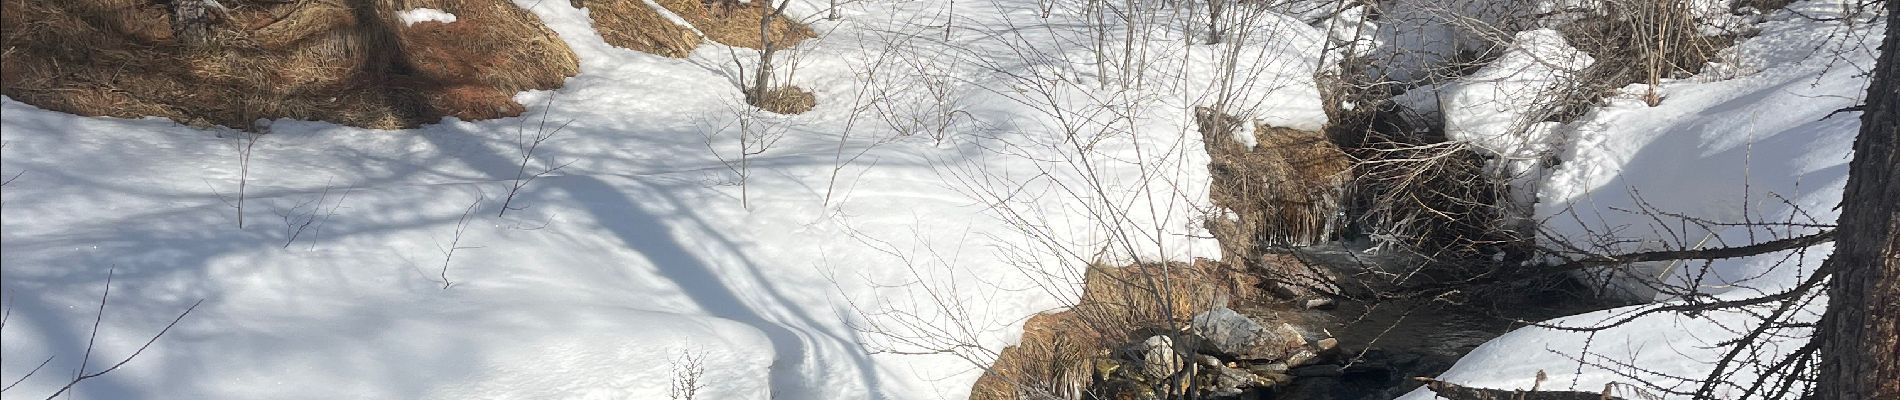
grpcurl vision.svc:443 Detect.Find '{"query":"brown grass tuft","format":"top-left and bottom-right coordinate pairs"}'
top-left (653, 0), bottom-right (812, 49)
top-left (751, 85), bottom-right (815, 114)
top-left (1196, 108), bottom-right (1352, 261)
top-left (1, 0), bottom-right (578, 129)
top-left (571, 0), bottom-right (701, 57)
top-left (970, 261), bottom-right (1264, 400)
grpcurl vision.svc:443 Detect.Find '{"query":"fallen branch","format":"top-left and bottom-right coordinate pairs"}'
top-left (1543, 230), bottom-right (1835, 271)
top-left (1386, 230), bottom-right (1835, 299)
top-left (1414, 377), bottom-right (1630, 400)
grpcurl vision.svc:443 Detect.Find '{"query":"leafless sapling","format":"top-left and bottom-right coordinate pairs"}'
top-left (438, 196), bottom-right (484, 289)
top-left (499, 98), bottom-right (575, 218)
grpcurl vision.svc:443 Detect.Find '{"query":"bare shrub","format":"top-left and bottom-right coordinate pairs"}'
top-left (700, 104), bottom-right (790, 210)
top-left (1559, 0), bottom-right (1734, 110)
top-left (667, 350), bottom-right (709, 400)
top-left (0, 270), bottom-right (204, 398)
top-left (274, 181), bottom-right (355, 249)
top-left (1343, 133), bottom-right (1517, 266)
top-left (209, 130), bottom-right (262, 229)
top-left (499, 99), bottom-right (575, 217)
top-left (437, 196), bottom-right (484, 289)
top-left (864, 51), bottom-right (974, 145)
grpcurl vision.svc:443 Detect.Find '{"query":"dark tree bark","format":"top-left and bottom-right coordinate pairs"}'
top-left (168, 0), bottom-right (227, 47)
top-left (1815, 1), bottom-right (1900, 398)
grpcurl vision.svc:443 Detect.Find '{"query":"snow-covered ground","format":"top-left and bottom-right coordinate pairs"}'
top-left (2, 0), bottom-right (1882, 398)
top-left (0, 0), bottom-right (1329, 398)
top-left (1400, 1), bottom-right (1884, 397)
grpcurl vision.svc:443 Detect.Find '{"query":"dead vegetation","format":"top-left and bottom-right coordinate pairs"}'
top-left (653, 0), bottom-right (812, 49)
top-left (1196, 108), bottom-right (1353, 258)
top-left (752, 85), bottom-right (814, 114)
top-left (970, 261), bottom-right (1269, 400)
top-left (0, 0), bottom-right (578, 129)
top-left (573, 0), bottom-right (813, 57)
top-left (1556, 0), bottom-right (1735, 113)
top-left (570, 0), bottom-right (701, 57)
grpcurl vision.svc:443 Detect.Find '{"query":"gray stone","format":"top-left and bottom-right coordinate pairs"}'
top-left (1270, 323), bottom-right (1308, 350)
top-left (1190, 307), bottom-right (1260, 354)
top-left (1189, 307), bottom-right (1309, 362)
top-left (1192, 354), bottom-right (1223, 368)
top-left (1132, 335), bottom-right (1185, 380)
top-left (1285, 349), bottom-right (1320, 367)
top-left (1316, 337), bottom-right (1339, 352)
top-left (1202, 364), bottom-right (1261, 397)
top-left (1260, 372), bottom-right (1294, 386)
top-left (1302, 298), bottom-right (1337, 310)
top-left (1244, 362), bottom-right (1289, 375)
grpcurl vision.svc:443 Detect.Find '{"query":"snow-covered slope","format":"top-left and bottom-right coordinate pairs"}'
top-left (1400, 2), bottom-right (1884, 397)
top-left (0, 0), bottom-right (1331, 398)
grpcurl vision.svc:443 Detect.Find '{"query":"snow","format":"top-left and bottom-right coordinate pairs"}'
top-left (399, 8), bottom-right (459, 26)
top-left (0, 0), bottom-right (1334, 398)
top-left (1435, 29), bottom-right (1591, 158)
top-left (1391, 28), bottom-right (1592, 217)
top-left (1397, 2), bottom-right (1882, 398)
top-left (1, 0), bottom-right (1877, 396)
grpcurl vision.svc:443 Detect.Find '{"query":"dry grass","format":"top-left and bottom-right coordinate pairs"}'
top-left (1196, 108), bottom-right (1352, 261)
top-left (1556, 0), bottom-right (1733, 115)
top-left (1, 0), bottom-right (577, 129)
top-left (970, 261), bottom-right (1265, 400)
top-left (573, 0), bottom-right (813, 57)
top-left (571, 0), bottom-right (700, 57)
top-left (752, 85), bottom-right (814, 114)
top-left (653, 0), bottom-right (812, 49)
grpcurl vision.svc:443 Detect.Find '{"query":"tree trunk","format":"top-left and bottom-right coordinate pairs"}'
top-left (169, 0), bottom-right (225, 47)
top-left (1204, 0), bottom-right (1223, 44)
top-left (749, 0), bottom-right (781, 107)
top-left (1816, 1), bottom-right (1900, 398)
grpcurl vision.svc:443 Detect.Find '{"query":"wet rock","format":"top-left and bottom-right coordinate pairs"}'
top-left (1260, 372), bottom-right (1294, 386)
top-left (1285, 349), bottom-right (1320, 367)
top-left (1289, 364), bottom-right (1344, 377)
top-left (1132, 335), bottom-right (1185, 380)
top-left (1193, 354), bottom-right (1223, 368)
top-left (1191, 307), bottom-right (1257, 353)
top-left (1302, 298), bottom-right (1337, 310)
top-left (1244, 362), bottom-right (1289, 375)
top-left (1202, 363), bottom-right (1262, 397)
top-left (1189, 307), bottom-right (1307, 361)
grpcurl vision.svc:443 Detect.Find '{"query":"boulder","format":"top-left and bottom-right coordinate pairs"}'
top-left (1131, 335), bottom-right (1185, 380)
top-left (1201, 363), bottom-right (1263, 397)
top-left (1189, 307), bottom-right (1307, 362)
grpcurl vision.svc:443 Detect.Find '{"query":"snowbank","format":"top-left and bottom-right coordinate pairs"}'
top-left (0, 0), bottom-right (1334, 398)
top-left (1399, 3), bottom-right (1881, 397)
top-left (1435, 29), bottom-right (1592, 160)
